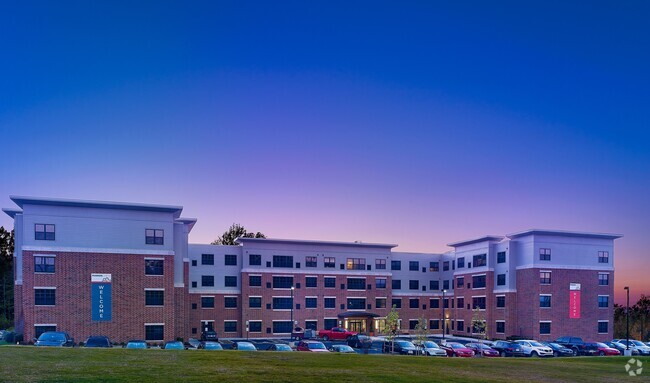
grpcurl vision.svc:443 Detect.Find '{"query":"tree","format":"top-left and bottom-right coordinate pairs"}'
top-left (471, 308), bottom-right (487, 340)
top-left (0, 226), bottom-right (14, 329)
top-left (211, 224), bottom-right (266, 245)
top-left (413, 316), bottom-right (429, 355)
top-left (383, 305), bottom-right (400, 353)
top-left (634, 295), bottom-right (650, 341)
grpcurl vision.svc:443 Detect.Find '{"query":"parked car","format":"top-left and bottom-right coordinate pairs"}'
top-left (614, 340), bottom-right (650, 356)
top-left (440, 342), bottom-right (475, 357)
top-left (465, 343), bottom-right (500, 357)
top-left (579, 343), bottom-right (600, 356)
top-left (541, 342), bottom-right (574, 357)
top-left (297, 340), bottom-right (329, 352)
top-left (592, 342), bottom-right (620, 356)
top-left (185, 338), bottom-right (200, 350)
top-left (604, 341), bottom-right (634, 355)
top-left (515, 340), bottom-right (554, 357)
top-left (347, 334), bottom-right (373, 349)
top-left (318, 327), bottom-right (357, 341)
top-left (84, 336), bottom-right (112, 348)
top-left (555, 336), bottom-right (586, 356)
top-left (383, 340), bottom-right (419, 355)
top-left (200, 330), bottom-right (218, 342)
top-left (199, 341), bottom-right (223, 350)
top-left (163, 341), bottom-right (185, 350)
top-left (125, 340), bottom-right (148, 349)
top-left (491, 340), bottom-right (526, 357)
top-left (268, 343), bottom-right (293, 352)
top-left (330, 344), bottom-right (356, 353)
top-left (291, 327), bottom-right (317, 340)
top-left (34, 332), bottom-right (75, 347)
top-left (232, 341), bottom-right (257, 351)
top-left (417, 341), bottom-right (448, 357)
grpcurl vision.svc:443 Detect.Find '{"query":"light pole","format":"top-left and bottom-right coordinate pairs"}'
top-left (442, 289), bottom-right (447, 341)
top-left (290, 286), bottom-right (295, 339)
top-left (625, 286), bottom-right (630, 355)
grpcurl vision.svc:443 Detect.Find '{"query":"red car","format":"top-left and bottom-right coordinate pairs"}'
top-left (593, 342), bottom-right (621, 356)
top-left (317, 327), bottom-right (357, 341)
top-left (296, 340), bottom-right (329, 352)
top-left (465, 342), bottom-right (500, 357)
top-left (440, 342), bottom-right (475, 357)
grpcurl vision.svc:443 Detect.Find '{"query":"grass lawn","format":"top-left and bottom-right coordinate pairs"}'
top-left (0, 346), bottom-right (647, 382)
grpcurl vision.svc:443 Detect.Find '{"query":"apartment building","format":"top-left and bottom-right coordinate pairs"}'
top-left (3, 196), bottom-right (620, 343)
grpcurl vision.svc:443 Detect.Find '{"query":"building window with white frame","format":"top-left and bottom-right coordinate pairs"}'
top-left (598, 251), bottom-right (609, 263)
top-left (34, 256), bottom-right (55, 273)
top-left (35, 224), bottom-right (55, 241)
top-left (539, 321), bottom-right (551, 335)
top-left (598, 273), bottom-right (609, 286)
top-left (539, 248), bottom-right (551, 261)
top-left (597, 321), bottom-right (608, 334)
top-left (145, 229), bottom-right (164, 245)
top-left (145, 289), bottom-right (164, 306)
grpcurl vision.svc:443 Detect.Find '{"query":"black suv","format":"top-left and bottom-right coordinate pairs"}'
top-left (555, 337), bottom-right (585, 356)
top-left (491, 341), bottom-right (526, 357)
top-left (200, 330), bottom-right (218, 342)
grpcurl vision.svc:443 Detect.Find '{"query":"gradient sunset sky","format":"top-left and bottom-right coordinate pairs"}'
top-left (1, 1), bottom-right (648, 304)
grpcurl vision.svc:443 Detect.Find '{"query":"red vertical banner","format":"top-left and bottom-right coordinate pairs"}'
top-left (569, 283), bottom-right (581, 319)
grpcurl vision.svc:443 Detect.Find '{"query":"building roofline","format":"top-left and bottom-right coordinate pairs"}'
top-left (506, 229), bottom-right (623, 240)
top-left (2, 208), bottom-right (22, 219)
top-left (9, 195), bottom-right (183, 218)
top-left (235, 237), bottom-right (398, 249)
top-left (176, 217), bottom-right (197, 232)
top-left (447, 235), bottom-right (505, 248)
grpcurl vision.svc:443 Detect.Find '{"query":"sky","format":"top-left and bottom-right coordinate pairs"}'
top-left (0, 1), bottom-right (648, 304)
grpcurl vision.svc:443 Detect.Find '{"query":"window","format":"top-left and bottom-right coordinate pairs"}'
top-left (201, 296), bottom-right (215, 308)
top-left (496, 296), bottom-right (505, 308)
top-left (392, 279), bottom-right (401, 289)
top-left (273, 276), bottom-right (293, 289)
top-left (249, 321), bottom-right (262, 332)
top-left (376, 259), bottom-right (386, 270)
top-left (273, 255), bottom-right (293, 268)
top-left (34, 325), bottom-right (56, 338)
top-left (273, 321), bottom-right (292, 334)
top-left (145, 229), bottom-right (164, 245)
top-left (249, 275), bottom-right (261, 287)
top-left (145, 290), bottom-right (164, 306)
top-left (598, 296), bottom-right (609, 308)
top-left (324, 257), bottom-right (336, 268)
top-left (347, 278), bottom-right (366, 290)
top-left (34, 256), bottom-right (55, 273)
top-left (430, 298), bottom-right (439, 308)
top-left (371, 278), bottom-right (385, 289)
top-left (224, 321), bottom-right (237, 333)
top-left (496, 321), bottom-right (505, 334)
top-left (305, 276), bottom-right (317, 288)
top-left (598, 251), bottom-right (609, 263)
top-left (391, 260), bottom-right (401, 270)
top-left (324, 277), bottom-right (336, 288)
top-left (457, 297), bottom-right (464, 308)
top-left (376, 298), bottom-right (386, 308)
top-left (472, 297), bottom-right (486, 310)
top-left (469, 275), bottom-right (485, 289)
top-left (599, 273), bottom-right (609, 286)
top-left (201, 275), bottom-right (214, 287)
top-left (202, 254), bottom-right (214, 265)
top-left (456, 277), bottom-right (464, 288)
top-left (346, 258), bottom-right (366, 270)
top-left (409, 320), bottom-right (419, 330)
top-left (443, 261), bottom-right (449, 271)
top-left (598, 321), bottom-right (608, 334)
top-left (145, 259), bottom-right (163, 275)
top-left (249, 254), bottom-right (261, 266)
top-left (224, 276), bottom-right (237, 287)
top-left (539, 295), bottom-right (552, 308)
top-left (430, 280), bottom-right (439, 291)
top-left (429, 262), bottom-right (439, 272)
top-left (324, 297), bottom-right (336, 309)
top-left (443, 298), bottom-right (449, 308)
top-left (497, 251), bottom-right (506, 263)
top-left (191, 282), bottom-right (197, 288)
top-left (539, 322), bottom-right (551, 335)
top-left (539, 248), bottom-right (551, 261)
top-left (457, 257), bottom-right (465, 268)
top-left (324, 318), bottom-right (337, 330)
top-left (473, 254), bottom-right (487, 267)
top-left (35, 224), bottom-right (55, 241)
top-left (457, 320), bottom-right (464, 332)
top-left (305, 297), bottom-right (317, 309)
top-left (145, 324), bottom-right (164, 341)
top-left (272, 297), bottom-right (293, 310)
top-left (430, 319), bottom-right (440, 330)
top-left (540, 271), bottom-right (551, 285)
top-left (347, 298), bottom-right (366, 310)
top-left (192, 260), bottom-right (197, 266)
top-left (249, 297), bottom-right (261, 308)
top-left (497, 274), bottom-right (506, 286)
top-left (224, 254), bottom-right (237, 266)
top-left (442, 280), bottom-right (450, 290)
top-left (409, 298), bottom-right (419, 308)
top-left (225, 297), bottom-right (237, 308)
top-left (34, 288), bottom-right (55, 305)
top-left (391, 299), bottom-right (402, 308)
top-left (409, 261), bottom-right (419, 271)
top-left (452, 260), bottom-right (455, 270)
top-left (306, 256), bottom-right (317, 267)
top-left (409, 280), bottom-right (419, 290)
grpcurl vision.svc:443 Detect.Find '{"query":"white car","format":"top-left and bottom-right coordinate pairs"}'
top-left (515, 340), bottom-right (554, 357)
top-left (419, 341), bottom-right (448, 356)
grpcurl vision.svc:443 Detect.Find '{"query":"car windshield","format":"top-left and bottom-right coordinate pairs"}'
top-left (274, 344), bottom-right (291, 351)
top-left (632, 341), bottom-right (646, 347)
top-left (204, 342), bottom-right (222, 350)
top-left (39, 333), bottom-right (65, 342)
top-left (237, 342), bottom-right (256, 350)
top-left (450, 343), bottom-right (464, 349)
top-left (548, 343), bottom-right (561, 348)
top-left (596, 343), bottom-right (609, 348)
top-left (530, 341), bottom-right (544, 347)
top-left (126, 341), bottom-right (146, 348)
top-left (308, 342), bottom-right (326, 350)
top-left (423, 342), bottom-right (438, 348)
top-left (86, 337), bottom-right (108, 346)
top-left (397, 341), bottom-right (415, 348)
top-left (478, 344), bottom-right (491, 349)
top-left (165, 342), bottom-right (184, 349)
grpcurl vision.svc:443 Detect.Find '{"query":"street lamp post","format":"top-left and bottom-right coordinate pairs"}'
top-left (442, 289), bottom-right (447, 341)
top-left (625, 286), bottom-right (630, 356)
top-left (291, 286), bottom-right (295, 339)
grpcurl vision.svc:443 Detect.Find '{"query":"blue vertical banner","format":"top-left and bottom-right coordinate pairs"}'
top-left (91, 274), bottom-right (112, 321)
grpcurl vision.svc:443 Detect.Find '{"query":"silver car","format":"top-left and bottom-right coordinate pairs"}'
top-left (419, 341), bottom-right (448, 356)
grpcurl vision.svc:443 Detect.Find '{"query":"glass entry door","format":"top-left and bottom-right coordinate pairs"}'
top-left (347, 319), bottom-right (366, 333)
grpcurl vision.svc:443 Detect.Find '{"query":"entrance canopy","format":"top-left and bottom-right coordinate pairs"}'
top-left (337, 311), bottom-right (380, 319)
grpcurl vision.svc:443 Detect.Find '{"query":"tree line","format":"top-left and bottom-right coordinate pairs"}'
top-left (614, 295), bottom-right (650, 341)
top-left (0, 226), bottom-right (14, 329)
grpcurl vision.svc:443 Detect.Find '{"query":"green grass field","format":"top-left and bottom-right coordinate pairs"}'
top-left (0, 346), bottom-right (647, 382)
